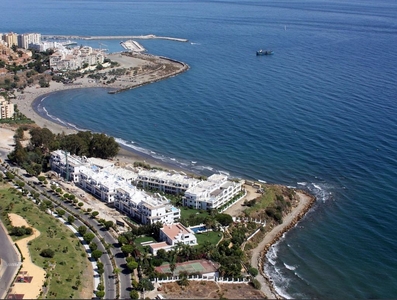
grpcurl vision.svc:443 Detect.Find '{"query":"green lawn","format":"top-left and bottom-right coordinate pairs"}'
top-left (195, 231), bottom-right (223, 246)
top-left (180, 207), bottom-right (212, 222)
top-left (135, 236), bottom-right (156, 252)
top-left (0, 184), bottom-right (91, 299)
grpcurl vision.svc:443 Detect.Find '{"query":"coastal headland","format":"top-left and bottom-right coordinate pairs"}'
top-left (1, 48), bottom-right (316, 299)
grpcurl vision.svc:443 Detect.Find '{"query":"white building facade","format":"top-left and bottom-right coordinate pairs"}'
top-left (137, 169), bottom-right (199, 194)
top-left (183, 174), bottom-right (243, 210)
top-left (0, 98), bottom-right (14, 119)
top-left (150, 223), bottom-right (197, 255)
top-left (49, 150), bottom-right (180, 225)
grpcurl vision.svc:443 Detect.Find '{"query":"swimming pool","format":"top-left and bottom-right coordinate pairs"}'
top-left (189, 225), bottom-right (207, 233)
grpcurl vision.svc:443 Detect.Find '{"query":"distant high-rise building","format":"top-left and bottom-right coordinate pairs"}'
top-left (0, 98), bottom-right (15, 119)
top-left (18, 33), bottom-right (41, 49)
top-left (2, 32), bottom-right (18, 48)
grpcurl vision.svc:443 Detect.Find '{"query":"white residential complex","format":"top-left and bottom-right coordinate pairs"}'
top-left (50, 150), bottom-right (244, 224)
top-left (183, 174), bottom-right (243, 210)
top-left (49, 46), bottom-right (105, 71)
top-left (137, 169), bottom-right (200, 194)
top-left (50, 150), bottom-right (180, 225)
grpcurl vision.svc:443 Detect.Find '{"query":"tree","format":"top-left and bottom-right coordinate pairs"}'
top-left (104, 220), bottom-right (114, 230)
top-left (156, 249), bottom-right (167, 260)
top-left (121, 244), bottom-right (134, 255)
top-left (137, 278), bottom-right (154, 292)
top-left (170, 261), bottom-right (176, 275)
top-left (40, 248), bottom-right (55, 258)
top-left (78, 225), bottom-right (87, 236)
top-left (83, 233), bottom-right (95, 243)
top-left (118, 235), bottom-right (128, 245)
top-left (5, 172), bottom-right (15, 181)
top-left (91, 211), bottom-right (99, 218)
top-left (130, 290), bottom-right (139, 299)
top-left (127, 260), bottom-right (138, 271)
top-left (215, 213), bottom-right (233, 226)
top-left (78, 202), bottom-right (84, 208)
top-left (89, 133), bottom-right (119, 158)
top-left (91, 249), bottom-right (103, 260)
top-left (95, 290), bottom-right (105, 299)
top-left (56, 209), bottom-right (65, 217)
top-left (89, 242), bottom-right (98, 251)
top-left (67, 215), bottom-right (75, 224)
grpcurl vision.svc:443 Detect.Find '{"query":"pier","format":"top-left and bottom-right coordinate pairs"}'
top-left (120, 40), bottom-right (145, 52)
top-left (42, 34), bottom-right (188, 42)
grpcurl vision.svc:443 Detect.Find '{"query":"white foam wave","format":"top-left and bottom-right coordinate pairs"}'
top-left (284, 263), bottom-right (296, 271)
top-left (297, 182), bottom-right (307, 186)
top-left (115, 137), bottom-right (153, 156)
top-left (258, 179), bottom-right (267, 183)
top-left (312, 183), bottom-right (322, 190)
top-left (219, 170), bottom-right (230, 176)
top-left (266, 243), bottom-right (280, 266)
top-left (307, 182), bottom-right (333, 203)
top-left (264, 262), bottom-right (292, 299)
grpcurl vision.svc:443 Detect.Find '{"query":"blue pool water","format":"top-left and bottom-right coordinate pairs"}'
top-left (189, 225), bottom-right (207, 233)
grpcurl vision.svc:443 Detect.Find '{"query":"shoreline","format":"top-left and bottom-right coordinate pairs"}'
top-left (251, 190), bottom-right (316, 299)
top-left (13, 52), bottom-right (190, 171)
top-left (5, 51), bottom-right (317, 299)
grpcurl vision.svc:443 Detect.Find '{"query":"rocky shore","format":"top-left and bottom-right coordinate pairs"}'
top-left (249, 190), bottom-right (316, 299)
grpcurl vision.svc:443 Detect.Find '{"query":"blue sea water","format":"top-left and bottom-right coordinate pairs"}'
top-left (2, 0), bottom-right (397, 298)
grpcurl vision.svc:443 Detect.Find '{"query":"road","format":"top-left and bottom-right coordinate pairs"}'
top-left (0, 220), bottom-right (20, 299)
top-left (1, 163), bottom-right (131, 299)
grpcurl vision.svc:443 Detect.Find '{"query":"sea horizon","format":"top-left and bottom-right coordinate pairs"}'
top-left (3, 0), bottom-right (397, 298)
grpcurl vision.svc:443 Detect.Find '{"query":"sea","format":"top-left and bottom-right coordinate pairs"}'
top-left (2, 0), bottom-right (397, 298)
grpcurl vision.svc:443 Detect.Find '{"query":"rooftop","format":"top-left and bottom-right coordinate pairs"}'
top-left (161, 223), bottom-right (191, 240)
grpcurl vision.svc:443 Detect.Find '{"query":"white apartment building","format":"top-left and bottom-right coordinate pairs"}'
top-left (50, 45), bottom-right (105, 71)
top-left (0, 99), bottom-right (15, 119)
top-left (115, 188), bottom-right (180, 225)
top-left (183, 174), bottom-right (243, 210)
top-left (49, 150), bottom-right (180, 225)
top-left (2, 32), bottom-right (18, 47)
top-left (137, 169), bottom-right (200, 194)
top-left (150, 223), bottom-right (197, 255)
top-left (17, 33), bottom-right (41, 49)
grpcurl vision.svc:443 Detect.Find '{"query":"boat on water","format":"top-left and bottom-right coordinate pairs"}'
top-left (256, 49), bottom-right (274, 56)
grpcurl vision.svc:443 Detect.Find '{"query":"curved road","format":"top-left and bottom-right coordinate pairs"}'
top-left (0, 220), bottom-right (20, 299)
top-left (1, 163), bottom-right (131, 299)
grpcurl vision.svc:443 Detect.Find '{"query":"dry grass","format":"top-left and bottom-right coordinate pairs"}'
top-left (161, 281), bottom-right (264, 299)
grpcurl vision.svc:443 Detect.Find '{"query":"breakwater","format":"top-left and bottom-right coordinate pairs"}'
top-left (42, 34), bottom-right (188, 42)
top-left (108, 53), bottom-right (189, 94)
